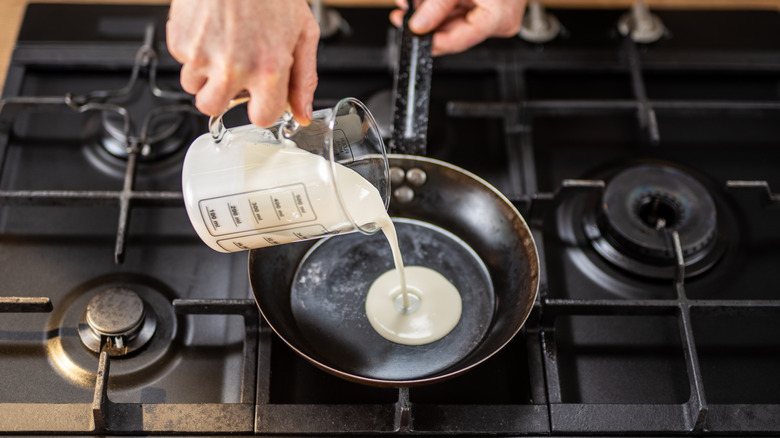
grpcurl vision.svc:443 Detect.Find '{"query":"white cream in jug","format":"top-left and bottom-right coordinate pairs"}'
top-left (182, 125), bottom-right (379, 252)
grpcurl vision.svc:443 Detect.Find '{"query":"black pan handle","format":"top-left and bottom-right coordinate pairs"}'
top-left (389, 1), bottom-right (433, 156)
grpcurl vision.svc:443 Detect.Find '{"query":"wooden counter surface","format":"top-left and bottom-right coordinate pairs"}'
top-left (2, 0), bottom-right (779, 93)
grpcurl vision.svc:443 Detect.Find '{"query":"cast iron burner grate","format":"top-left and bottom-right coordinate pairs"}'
top-left (0, 296), bottom-right (259, 433)
top-left (0, 24), bottom-right (195, 264)
top-left (438, 6), bottom-right (780, 436)
top-left (0, 11), bottom-right (257, 433)
top-left (2, 3), bottom-right (780, 436)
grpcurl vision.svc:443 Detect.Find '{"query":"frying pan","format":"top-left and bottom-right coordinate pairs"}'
top-left (247, 5), bottom-right (539, 387)
top-left (248, 155), bottom-right (539, 386)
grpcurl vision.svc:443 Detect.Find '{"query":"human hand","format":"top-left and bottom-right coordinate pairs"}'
top-left (390, 0), bottom-right (526, 56)
top-left (166, 0), bottom-right (320, 127)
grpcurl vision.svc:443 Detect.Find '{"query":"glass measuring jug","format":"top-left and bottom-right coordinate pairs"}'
top-left (182, 96), bottom-right (389, 253)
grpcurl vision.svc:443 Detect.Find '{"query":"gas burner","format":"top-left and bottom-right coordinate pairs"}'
top-left (583, 164), bottom-right (725, 279)
top-left (85, 112), bottom-right (196, 180)
top-left (99, 86), bottom-right (195, 161)
top-left (78, 287), bottom-right (157, 357)
top-left (75, 23), bottom-right (199, 162)
top-left (617, 1), bottom-right (666, 44)
top-left (48, 274), bottom-right (180, 388)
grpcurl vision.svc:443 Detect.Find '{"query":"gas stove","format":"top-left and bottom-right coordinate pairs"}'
top-left (1, 2), bottom-right (780, 435)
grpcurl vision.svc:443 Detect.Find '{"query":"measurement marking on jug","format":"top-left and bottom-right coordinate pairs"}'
top-left (271, 196), bottom-right (283, 220)
top-left (228, 202), bottom-right (242, 227)
top-left (332, 129), bottom-right (354, 161)
top-left (293, 186), bottom-right (316, 220)
top-left (206, 207), bottom-right (220, 230)
top-left (249, 199), bottom-right (263, 224)
top-left (293, 193), bottom-right (304, 216)
top-left (216, 224), bottom-right (330, 251)
top-left (200, 183), bottom-right (318, 237)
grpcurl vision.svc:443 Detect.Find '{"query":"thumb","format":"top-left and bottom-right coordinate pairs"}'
top-left (409, 0), bottom-right (459, 34)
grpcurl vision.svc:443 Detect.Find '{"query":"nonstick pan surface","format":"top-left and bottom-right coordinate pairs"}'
top-left (291, 218), bottom-right (494, 380)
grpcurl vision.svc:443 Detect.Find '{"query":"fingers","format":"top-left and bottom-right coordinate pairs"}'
top-left (288, 23), bottom-right (320, 126)
top-left (192, 66), bottom-right (246, 117)
top-left (389, 0), bottom-right (408, 27)
top-left (430, 7), bottom-right (496, 55)
top-left (178, 62), bottom-right (207, 95)
top-left (428, 1), bottom-right (523, 56)
top-left (477, 0), bottom-right (522, 38)
top-left (431, 24), bottom-right (488, 56)
top-left (164, 18), bottom-right (185, 64)
top-left (390, 3), bottom-right (487, 56)
top-left (165, 0), bottom-right (198, 63)
top-left (167, 0), bottom-right (319, 128)
top-left (246, 81), bottom-right (288, 129)
top-left (389, 8), bottom-right (405, 28)
top-left (408, 0), bottom-right (459, 34)
top-left (245, 51), bottom-right (294, 128)
top-left (390, 0), bottom-right (524, 56)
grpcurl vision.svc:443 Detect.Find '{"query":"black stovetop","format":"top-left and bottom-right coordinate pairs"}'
top-left (1, 3), bottom-right (780, 435)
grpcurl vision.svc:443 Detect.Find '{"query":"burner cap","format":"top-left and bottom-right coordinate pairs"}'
top-left (79, 287), bottom-right (157, 356)
top-left (603, 165), bottom-right (716, 260)
top-left (86, 287), bottom-right (145, 336)
top-left (584, 164), bottom-right (723, 278)
top-left (101, 108), bottom-right (187, 160)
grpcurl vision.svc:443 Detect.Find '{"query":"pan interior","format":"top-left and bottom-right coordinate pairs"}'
top-left (290, 218), bottom-right (495, 382)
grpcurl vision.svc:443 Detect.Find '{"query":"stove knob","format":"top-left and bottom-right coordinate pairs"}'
top-left (519, 2), bottom-right (561, 44)
top-left (618, 1), bottom-right (665, 44)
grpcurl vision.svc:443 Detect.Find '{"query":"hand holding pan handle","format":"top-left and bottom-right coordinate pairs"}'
top-left (390, 0), bottom-right (433, 156)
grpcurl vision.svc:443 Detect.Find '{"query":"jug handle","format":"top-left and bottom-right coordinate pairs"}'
top-left (208, 91), bottom-right (251, 143)
top-left (208, 91), bottom-right (299, 143)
